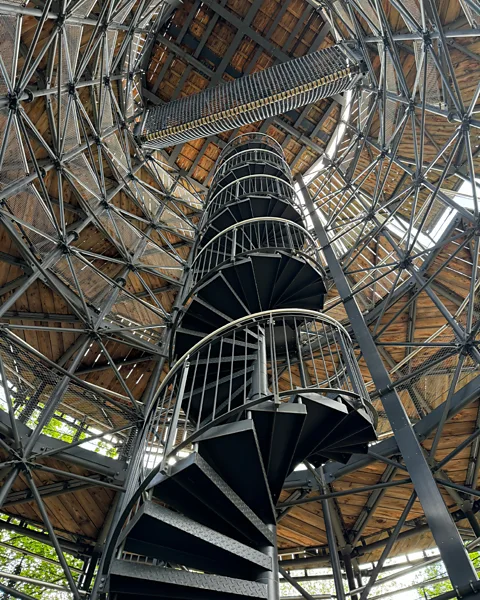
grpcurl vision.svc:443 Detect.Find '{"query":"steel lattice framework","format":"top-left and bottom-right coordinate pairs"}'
top-left (0, 0), bottom-right (202, 597)
top-left (0, 0), bottom-right (479, 597)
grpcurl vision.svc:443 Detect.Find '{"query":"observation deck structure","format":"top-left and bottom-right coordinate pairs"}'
top-left (103, 133), bottom-right (377, 600)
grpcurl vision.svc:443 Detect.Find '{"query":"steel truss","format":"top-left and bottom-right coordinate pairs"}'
top-left (1, 0), bottom-right (480, 596)
top-left (283, 0), bottom-right (480, 595)
top-left (0, 0), bottom-right (200, 596)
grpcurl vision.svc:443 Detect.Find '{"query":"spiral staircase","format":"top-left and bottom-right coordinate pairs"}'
top-left (103, 133), bottom-right (378, 600)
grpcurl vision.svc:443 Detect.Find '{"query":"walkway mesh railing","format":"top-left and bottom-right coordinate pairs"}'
top-left (140, 45), bottom-right (361, 148)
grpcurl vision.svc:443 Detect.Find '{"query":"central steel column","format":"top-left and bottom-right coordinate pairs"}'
top-left (297, 175), bottom-right (478, 593)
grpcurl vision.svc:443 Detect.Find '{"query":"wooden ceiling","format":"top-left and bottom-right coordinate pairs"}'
top-left (1, 0), bottom-right (480, 591)
top-left (145, 0), bottom-right (342, 188)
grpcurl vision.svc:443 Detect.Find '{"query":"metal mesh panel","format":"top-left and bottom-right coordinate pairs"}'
top-left (0, 15), bottom-right (16, 95)
top-left (399, 0), bottom-right (442, 105)
top-left (158, 205), bottom-right (195, 238)
top-left (98, 209), bottom-right (143, 252)
top-left (66, 155), bottom-right (102, 208)
top-left (0, 118), bottom-right (28, 188)
top-left (0, 334), bottom-right (136, 455)
top-left (65, 24), bottom-right (82, 76)
top-left (51, 254), bottom-right (112, 305)
top-left (398, 347), bottom-right (477, 419)
top-left (138, 241), bottom-right (183, 280)
top-left (142, 46), bottom-right (359, 148)
top-left (105, 132), bottom-right (129, 175)
top-left (127, 181), bottom-right (161, 218)
top-left (110, 290), bottom-right (165, 335)
top-left (5, 186), bottom-right (57, 255)
top-left (71, 0), bottom-right (97, 17)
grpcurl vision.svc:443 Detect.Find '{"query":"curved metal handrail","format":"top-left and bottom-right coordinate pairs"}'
top-left (217, 133), bottom-right (285, 169)
top-left (160, 309), bottom-right (356, 414)
top-left (210, 147), bottom-right (293, 192)
top-left (189, 217), bottom-right (324, 289)
top-left (204, 172), bottom-right (301, 214)
top-left (100, 308), bottom-right (376, 580)
top-left (194, 217), bottom-right (321, 262)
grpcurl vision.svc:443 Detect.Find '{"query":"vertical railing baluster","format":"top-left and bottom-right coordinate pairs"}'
top-left (197, 344), bottom-right (211, 432)
top-left (212, 337), bottom-right (223, 421)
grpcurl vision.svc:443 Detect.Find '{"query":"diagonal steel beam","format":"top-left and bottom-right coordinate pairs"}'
top-left (297, 174), bottom-right (479, 590)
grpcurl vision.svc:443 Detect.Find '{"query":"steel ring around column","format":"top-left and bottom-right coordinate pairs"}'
top-left (203, 173), bottom-right (304, 229)
top-left (217, 133), bottom-right (286, 167)
top-left (143, 308), bottom-right (377, 476)
top-left (190, 217), bottom-right (324, 288)
top-left (210, 148), bottom-right (293, 195)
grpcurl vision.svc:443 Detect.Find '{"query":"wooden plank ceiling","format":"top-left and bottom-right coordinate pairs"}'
top-left (145, 0), bottom-right (341, 189)
top-left (1, 0), bottom-right (480, 574)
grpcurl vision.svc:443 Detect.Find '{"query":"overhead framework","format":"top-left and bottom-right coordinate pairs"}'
top-left (0, 0), bottom-right (202, 598)
top-left (0, 0), bottom-right (480, 597)
top-left (140, 45), bottom-right (363, 148)
top-left (100, 132), bottom-right (377, 600)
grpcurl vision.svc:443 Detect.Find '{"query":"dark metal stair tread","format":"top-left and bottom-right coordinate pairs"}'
top-left (250, 254), bottom-right (283, 309)
top-left (148, 453), bottom-right (274, 546)
top-left (180, 300), bottom-right (229, 332)
top-left (250, 402), bottom-right (307, 503)
top-left (229, 259), bottom-right (261, 313)
top-left (119, 501), bottom-right (271, 578)
top-left (271, 255), bottom-right (303, 302)
top-left (277, 278), bottom-right (326, 307)
top-left (195, 274), bottom-right (249, 320)
top-left (289, 393), bottom-right (349, 469)
top-left (109, 560), bottom-right (268, 598)
top-left (197, 420), bottom-right (276, 522)
top-left (274, 262), bottom-right (324, 306)
top-left (322, 416), bottom-right (376, 450)
top-left (318, 408), bottom-right (374, 450)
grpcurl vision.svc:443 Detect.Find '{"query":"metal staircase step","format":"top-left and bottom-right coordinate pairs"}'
top-left (179, 300), bottom-right (228, 334)
top-left (109, 560), bottom-right (268, 599)
top-left (278, 277), bottom-right (326, 309)
top-left (321, 409), bottom-right (376, 450)
top-left (228, 259), bottom-right (262, 313)
top-left (196, 273), bottom-right (248, 320)
top-left (148, 452), bottom-right (275, 547)
top-left (118, 501), bottom-right (271, 579)
top-left (221, 259), bottom-right (258, 313)
top-left (250, 402), bottom-right (307, 503)
top-left (250, 254), bottom-right (284, 309)
top-left (197, 420), bottom-right (276, 522)
top-left (270, 255), bottom-right (304, 304)
top-left (289, 392), bottom-right (349, 470)
top-left (274, 262), bottom-right (324, 306)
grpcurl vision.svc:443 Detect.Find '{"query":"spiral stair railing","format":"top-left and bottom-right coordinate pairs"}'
top-left (190, 218), bottom-right (322, 289)
top-left (102, 134), bottom-right (378, 600)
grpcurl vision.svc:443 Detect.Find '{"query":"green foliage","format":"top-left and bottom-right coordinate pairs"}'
top-left (415, 551), bottom-right (480, 598)
top-left (415, 563), bottom-right (452, 597)
top-left (280, 572), bottom-right (336, 597)
top-left (0, 516), bottom-right (84, 600)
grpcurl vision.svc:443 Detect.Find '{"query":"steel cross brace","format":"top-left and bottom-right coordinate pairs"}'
top-left (296, 174), bottom-right (479, 592)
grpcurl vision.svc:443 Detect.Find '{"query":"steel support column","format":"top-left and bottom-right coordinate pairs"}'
top-left (319, 467), bottom-right (345, 600)
top-left (296, 174), bottom-right (479, 592)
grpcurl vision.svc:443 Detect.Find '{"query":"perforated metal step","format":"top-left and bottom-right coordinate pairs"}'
top-left (119, 501), bottom-right (271, 579)
top-left (147, 452), bottom-right (275, 547)
top-left (109, 560), bottom-right (268, 599)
